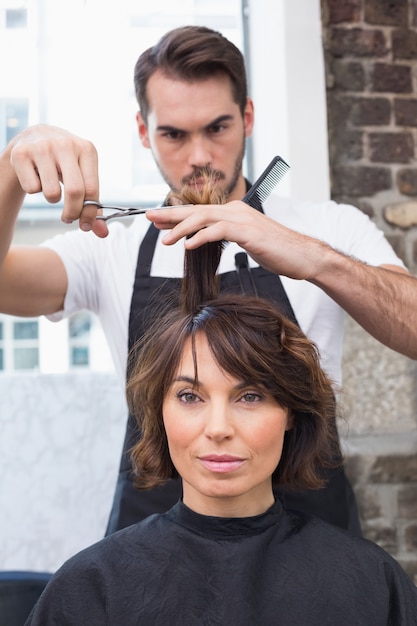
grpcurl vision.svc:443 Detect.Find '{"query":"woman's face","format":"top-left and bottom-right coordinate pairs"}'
top-left (162, 333), bottom-right (292, 517)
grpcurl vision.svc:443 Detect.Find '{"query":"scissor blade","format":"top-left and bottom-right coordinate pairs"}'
top-left (93, 203), bottom-right (192, 220)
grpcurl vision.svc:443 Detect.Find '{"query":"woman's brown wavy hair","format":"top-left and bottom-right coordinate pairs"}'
top-left (127, 178), bottom-right (340, 492)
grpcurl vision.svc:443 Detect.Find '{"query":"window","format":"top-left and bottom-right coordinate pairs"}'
top-left (2, 98), bottom-right (28, 144)
top-left (0, 0), bottom-right (244, 207)
top-left (0, 0), bottom-right (245, 374)
top-left (6, 8), bottom-right (27, 28)
top-left (13, 319), bottom-right (39, 370)
top-left (0, 315), bottom-right (40, 372)
top-left (69, 312), bottom-right (91, 369)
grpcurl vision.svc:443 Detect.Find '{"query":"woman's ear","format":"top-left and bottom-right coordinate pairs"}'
top-left (285, 410), bottom-right (295, 432)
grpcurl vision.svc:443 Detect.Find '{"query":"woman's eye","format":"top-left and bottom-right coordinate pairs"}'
top-left (177, 391), bottom-right (199, 403)
top-left (241, 392), bottom-right (262, 403)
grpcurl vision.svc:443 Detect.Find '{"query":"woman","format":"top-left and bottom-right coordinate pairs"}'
top-left (26, 184), bottom-right (417, 625)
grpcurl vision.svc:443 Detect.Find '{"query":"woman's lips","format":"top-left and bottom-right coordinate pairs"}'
top-left (199, 455), bottom-right (245, 473)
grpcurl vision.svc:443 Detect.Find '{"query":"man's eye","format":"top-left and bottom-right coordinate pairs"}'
top-left (163, 131), bottom-right (183, 140)
top-left (208, 125), bottom-right (225, 135)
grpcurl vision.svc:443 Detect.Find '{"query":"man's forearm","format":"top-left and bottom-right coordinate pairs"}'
top-left (0, 146), bottom-right (25, 265)
top-left (310, 246), bottom-right (417, 359)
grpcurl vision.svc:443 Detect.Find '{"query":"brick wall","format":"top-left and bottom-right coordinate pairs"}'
top-left (320, 0), bottom-right (417, 582)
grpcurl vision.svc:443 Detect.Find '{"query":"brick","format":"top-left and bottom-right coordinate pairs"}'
top-left (365, 0), bottom-right (408, 27)
top-left (371, 63), bottom-right (412, 93)
top-left (331, 128), bottom-right (363, 160)
top-left (394, 98), bottom-right (417, 126)
top-left (369, 132), bottom-right (414, 163)
top-left (405, 524), bottom-right (417, 551)
top-left (398, 485), bottom-right (417, 517)
top-left (327, 94), bottom-right (355, 124)
top-left (344, 455), bottom-right (365, 485)
top-left (350, 97), bottom-right (391, 125)
top-left (362, 522), bottom-right (398, 554)
top-left (397, 560), bottom-right (417, 586)
top-left (397, 168), bottom-right (417, 194)
top-left (392, 29), bottom-right (417, 60)
top-left (369, 455), bottom-right (417, 483)
top-left (354, 485), bottom-right (382, 519)
top-left (331, 196), bottom-right (375, 217)
top-left (322, 0), bottom-right (361, 24)
top-left (330, 60), bottom-right (365, 91)
top-left (384, 200), bottom-right (417, 228)
top-left (331, 165), bottom-right (392, 195)
top-left (412, 238), bottom-right (417, 264)
top-left (351, 198), bottom-right (375, 216)
top-left (328, 28), bottom-right (387, 58)
top-left (385, 233), bottom-right (406, 262)
top-left (332, 165), bottom-right (391, 196)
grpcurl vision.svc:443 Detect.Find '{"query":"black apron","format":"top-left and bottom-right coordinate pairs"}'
top-left (106, 217), bottom-right (361, 536)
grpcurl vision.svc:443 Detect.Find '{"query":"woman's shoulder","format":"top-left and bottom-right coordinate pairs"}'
top-left (291, 511), bottom-right (413, 580)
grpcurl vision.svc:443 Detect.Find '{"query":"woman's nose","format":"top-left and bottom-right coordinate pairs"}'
top-left (204, 403), bottom-right (234, 440)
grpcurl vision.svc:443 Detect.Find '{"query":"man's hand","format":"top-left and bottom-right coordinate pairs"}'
top-left (146, 200), bottom-right (323, 281)
top-left (9, 124), bottom-right (108, 238)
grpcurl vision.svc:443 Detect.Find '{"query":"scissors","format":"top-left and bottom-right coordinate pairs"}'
top-left (86, 155), bottom-right (289, 221)
top-left (83, 201), bottom-right (192, 221)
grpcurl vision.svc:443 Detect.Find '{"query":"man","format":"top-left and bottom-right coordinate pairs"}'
top-left (1, 26), bottom-right (416, 536)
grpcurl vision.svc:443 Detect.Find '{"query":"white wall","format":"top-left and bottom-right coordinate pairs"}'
top-left (0, 373), bottom-right (127, 572)
top-left (248, 0), bottom-right (330, 201)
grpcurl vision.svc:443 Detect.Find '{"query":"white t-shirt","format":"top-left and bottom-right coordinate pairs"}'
top-left (43, 194), bottom-right (405, 387)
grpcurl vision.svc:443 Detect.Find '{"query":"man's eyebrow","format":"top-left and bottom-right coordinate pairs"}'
top-left (203, 114), bottom-right (234, 129)
top-left (157, 114), bottom-right (234, 134)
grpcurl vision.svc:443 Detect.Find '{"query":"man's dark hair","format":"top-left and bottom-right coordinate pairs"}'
top-left (134, 25), bottom-right (248, 123)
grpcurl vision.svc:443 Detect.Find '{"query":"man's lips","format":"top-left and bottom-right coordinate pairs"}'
top-left (198, 454), bottom-right (246, 473)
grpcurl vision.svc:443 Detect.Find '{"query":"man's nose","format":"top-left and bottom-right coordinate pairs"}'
top-left (188, 136), bottom-right (211, 168)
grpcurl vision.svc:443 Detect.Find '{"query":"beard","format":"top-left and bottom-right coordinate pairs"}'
top-left (155, 136), bottom-right (246, 201)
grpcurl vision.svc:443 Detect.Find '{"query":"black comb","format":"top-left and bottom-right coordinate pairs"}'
top-left (242, 155), bottom-right (290, 209)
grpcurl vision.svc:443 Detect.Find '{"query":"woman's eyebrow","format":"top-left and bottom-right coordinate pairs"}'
top-left (171, 376), bottom-right (253, 391)
top-left (171, 375), bottom-right (197, 384)
top-left (235, 381), bottom-right (252, 390)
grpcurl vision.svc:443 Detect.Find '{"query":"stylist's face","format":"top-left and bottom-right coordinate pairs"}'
top-left (136, 70), bottom-right (254, 202)
top-left (163, 333), bottom-right (291, 518)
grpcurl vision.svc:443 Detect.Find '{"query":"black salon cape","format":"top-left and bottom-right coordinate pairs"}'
top-left (26, 500), bottom-right (417, 626)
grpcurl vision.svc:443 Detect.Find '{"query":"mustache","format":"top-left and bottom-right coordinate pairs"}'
top-left (181, 167), bottom-right (225, 186)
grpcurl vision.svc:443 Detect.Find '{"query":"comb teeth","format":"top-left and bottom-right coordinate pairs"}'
top-left (242, 156), bottom-right (290, 207)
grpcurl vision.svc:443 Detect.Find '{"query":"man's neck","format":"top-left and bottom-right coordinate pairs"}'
top-left (228, 176), bottom-right (249, 202)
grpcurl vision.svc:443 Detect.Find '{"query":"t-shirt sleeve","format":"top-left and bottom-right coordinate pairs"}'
top-left (324, 201), bottom-right (406, 269)
top-left (40, 220), bottom-right (136, 323)
top-left (265, 195), bottom-right (407, 270)
top-left (40, 229), bottom-right (103, 321)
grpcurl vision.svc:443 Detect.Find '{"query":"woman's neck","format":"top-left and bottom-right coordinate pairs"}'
top-left (182, 485), bottom-right (275, 518)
